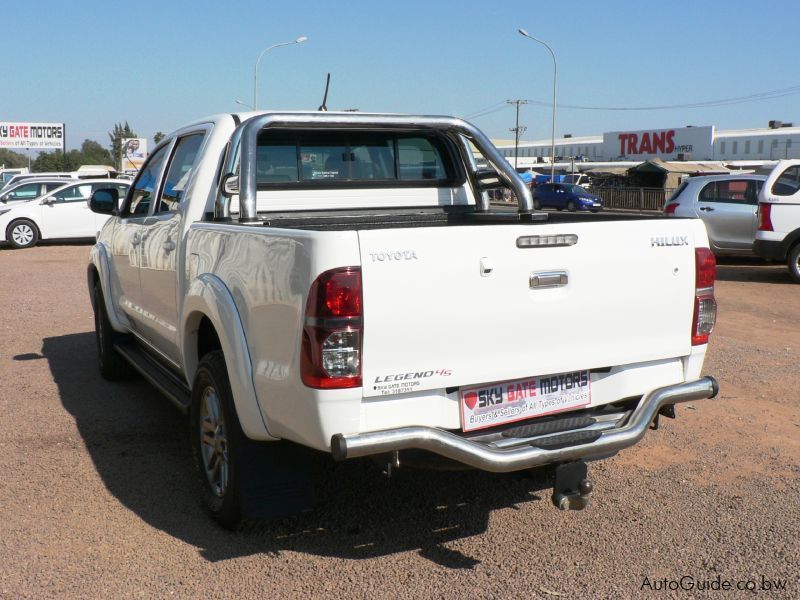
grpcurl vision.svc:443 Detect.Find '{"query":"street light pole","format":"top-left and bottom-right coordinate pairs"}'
top-left (253, 35), bottom-right (308, 110)
top-left (518, 28), bottom-right (557, 181)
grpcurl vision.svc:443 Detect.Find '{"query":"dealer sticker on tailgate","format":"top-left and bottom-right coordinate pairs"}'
top-left (460, 371), bottom-right (591, 432)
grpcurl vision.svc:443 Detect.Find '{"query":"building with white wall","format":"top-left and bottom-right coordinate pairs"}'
top-left (495, 122), bottom-right (800, 165)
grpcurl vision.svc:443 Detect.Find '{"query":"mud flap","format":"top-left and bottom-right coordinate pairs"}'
top-left (239, 442), bottom-right (315, 519)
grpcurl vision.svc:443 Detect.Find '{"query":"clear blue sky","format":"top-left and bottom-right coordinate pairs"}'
top-left (3, 0), bottom-right (799, 150)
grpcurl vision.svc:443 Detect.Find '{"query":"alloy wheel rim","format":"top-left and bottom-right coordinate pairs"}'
top-left (12, 224), bottom-right (33, 245)
top-left (199, 385), bottom-right (229, 497)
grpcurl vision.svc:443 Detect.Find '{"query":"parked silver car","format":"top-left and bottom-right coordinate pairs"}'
top-left (664, 174), bottom-right (766, 256)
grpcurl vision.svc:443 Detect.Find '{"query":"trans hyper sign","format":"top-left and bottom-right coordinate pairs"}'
top-left (0, 122), bottom-right (65, 149)
top-left (602, 126), bottom-right (714, 160)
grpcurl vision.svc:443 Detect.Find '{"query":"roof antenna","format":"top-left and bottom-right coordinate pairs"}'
top-left (318, 73), bottom-right (330, 111)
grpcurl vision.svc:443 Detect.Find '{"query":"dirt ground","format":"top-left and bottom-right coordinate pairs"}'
top-left (0, 245), bottom-right (797, 599)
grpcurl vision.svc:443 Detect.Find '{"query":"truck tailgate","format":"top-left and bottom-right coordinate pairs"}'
top-left (358, 219), bottom-right (698, 398)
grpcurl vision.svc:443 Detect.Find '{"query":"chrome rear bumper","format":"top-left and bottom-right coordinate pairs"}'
top-left (331, 377), bottom-right (718, 472)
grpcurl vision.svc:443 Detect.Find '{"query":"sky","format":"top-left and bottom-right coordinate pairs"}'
top-left (3, 0), bottom-right (800, 151)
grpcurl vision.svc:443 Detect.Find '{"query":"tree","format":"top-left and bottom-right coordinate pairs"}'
top-left (108, 122), bottom-right (137, 170)
top-left (0, 149), bottom-right (28, 169)
top-left (79, 139), bottom-right (113, 166)
top-left (153, 131), bottom-right (165, 145)
top-left (32, 150), bottom-right (73, 172)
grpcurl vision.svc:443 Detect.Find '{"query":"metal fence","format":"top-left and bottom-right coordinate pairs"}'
top-left (592, 187), bottom-right (675, 212)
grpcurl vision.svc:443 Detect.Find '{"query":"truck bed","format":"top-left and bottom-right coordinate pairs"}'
top-left (208, 206), bottom-right (666, 232)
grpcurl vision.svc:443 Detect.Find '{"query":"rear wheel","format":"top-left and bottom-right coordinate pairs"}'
top-left (788, 244), bottom-right (800, 283)
top-left (192, 350), bottom-right (247, 528)
top-left (567, 200), bottom-right (577, 212)
top-left (7, 219), bottom-right (39, 249)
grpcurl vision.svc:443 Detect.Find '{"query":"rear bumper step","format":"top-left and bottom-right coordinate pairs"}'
top-left (331, 377), bottom-right (718, 472)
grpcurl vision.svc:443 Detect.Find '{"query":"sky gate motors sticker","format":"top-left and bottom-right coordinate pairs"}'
top-left (460, 371), bottom-right (591, 432)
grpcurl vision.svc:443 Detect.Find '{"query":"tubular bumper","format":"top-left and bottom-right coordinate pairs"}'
top-left (331, 377), bottom-right (718, 472)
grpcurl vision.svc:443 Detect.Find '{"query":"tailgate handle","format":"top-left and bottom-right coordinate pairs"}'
top-left (530, 271), bottom-right (568, 289)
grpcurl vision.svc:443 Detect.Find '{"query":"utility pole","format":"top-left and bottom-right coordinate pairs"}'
top-left (507, 99), bottom-right (528, 169)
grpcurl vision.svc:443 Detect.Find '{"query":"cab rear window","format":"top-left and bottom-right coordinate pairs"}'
top-left (255, 131), bottom-right (459, 187)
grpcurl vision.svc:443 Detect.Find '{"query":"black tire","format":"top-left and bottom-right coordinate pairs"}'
top-left (6, 219), bottom-right (39, 249)
top-left (533, 199), bottom-right (541, 210)
top-left (567, 200), bottom-right (577, 212)
top-left (93, 282), bottom-right (134, 380)
top-left (788, 243), bottom-right (800, 283)
top-left (191, 350), bottom-right (246, 529)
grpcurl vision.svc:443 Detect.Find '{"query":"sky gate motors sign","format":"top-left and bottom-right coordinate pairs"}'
top-left (603, 126), bottom-right (714, 160)
top-left (0, 122), bottom-right (65, 150)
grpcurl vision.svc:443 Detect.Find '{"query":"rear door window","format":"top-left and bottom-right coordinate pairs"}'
top-left (155, 133), bottom-right (205, 213)
top-left (699, 180), bottom-right (752, 204)
top-left (121, 144), bottom-right (170, 217)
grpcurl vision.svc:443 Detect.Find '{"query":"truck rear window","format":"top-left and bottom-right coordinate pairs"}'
top-left (255, 131), bottom-right (459, 187)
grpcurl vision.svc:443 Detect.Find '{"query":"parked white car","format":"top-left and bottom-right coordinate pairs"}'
top-left (0, 179), bottom-right (130, 249)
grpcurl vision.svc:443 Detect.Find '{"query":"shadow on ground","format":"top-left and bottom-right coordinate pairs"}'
top-left (714, 256), bottom-right (793, 284)
top-left (40, 332), bottom-right (549, 567)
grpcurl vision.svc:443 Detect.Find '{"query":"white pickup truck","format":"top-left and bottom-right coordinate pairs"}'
top-left (87, 111), bottom-right (718, 527)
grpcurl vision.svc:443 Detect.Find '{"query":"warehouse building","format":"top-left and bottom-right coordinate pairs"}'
top-left (496, 121), bottom-right (800, 165)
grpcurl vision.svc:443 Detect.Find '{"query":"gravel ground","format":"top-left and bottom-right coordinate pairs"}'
top-left (0, 245), bottom-right (797, 599)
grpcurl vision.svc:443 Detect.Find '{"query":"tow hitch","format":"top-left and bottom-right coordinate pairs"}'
top-left (552, 461), bottom-right (593, 510)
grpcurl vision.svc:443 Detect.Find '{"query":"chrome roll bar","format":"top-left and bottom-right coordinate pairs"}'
top-left (214, 112), bottom-right (534, 222)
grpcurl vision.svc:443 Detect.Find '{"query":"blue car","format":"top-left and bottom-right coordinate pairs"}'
top-left (533, 183), bottom-right (603, 212)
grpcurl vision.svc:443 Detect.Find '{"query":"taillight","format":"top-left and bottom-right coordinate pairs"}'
top-left (758, 202), bottom-right (774, 232)
top-left (301, 267), bottom-right (363, 389)
top-left (664, 202), bottom-right (679, 215)
top-left (692, 248), bottom-right (717, 345)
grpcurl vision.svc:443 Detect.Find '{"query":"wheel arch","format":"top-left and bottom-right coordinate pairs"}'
top-left (87, 243), bottom-right (129, 332)
top-left (182, 274), bottom-right (275, 441)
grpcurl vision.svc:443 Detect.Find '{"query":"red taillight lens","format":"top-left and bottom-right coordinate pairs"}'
top-left (692, 248), bottom-right (717, 345)
top-left (301, 267), bottom-right (363, 389)
top-left (695, 247), bottom-right (717, 289)
top-left (758, 202), bottom-right (774, 232)
top-left (664, 202), bottom-right (679, 215)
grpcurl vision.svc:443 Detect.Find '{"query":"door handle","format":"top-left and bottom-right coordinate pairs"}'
top-left (699, 207), bottom-right (715, 212)
top-left (163, 240), bottom-right (176, 253)
top-left (132, 233), bottom-right (141, 246)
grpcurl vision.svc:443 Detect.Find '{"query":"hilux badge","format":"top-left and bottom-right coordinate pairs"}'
top-left (651, 235), bottom-right (689, 247)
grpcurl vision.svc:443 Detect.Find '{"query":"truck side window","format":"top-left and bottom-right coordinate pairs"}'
top-left (121, 144), bottom-right (170, 218)
top-left (156, 133), bottom-right (205, 213)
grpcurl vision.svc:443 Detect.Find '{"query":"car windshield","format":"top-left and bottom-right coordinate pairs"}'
top-left (563, 184), bottom-right (588, 194)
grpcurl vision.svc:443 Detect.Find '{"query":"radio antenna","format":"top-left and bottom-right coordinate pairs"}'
top-left (318, 73), bottom-right (330, 111)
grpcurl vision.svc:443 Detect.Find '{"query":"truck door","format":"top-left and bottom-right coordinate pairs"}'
top-left (110, 144), bottom-right (171, 328)
top-left (696, 179), bottom-right (759, 251)
top-left (137, 132), bottom-right (206, 365)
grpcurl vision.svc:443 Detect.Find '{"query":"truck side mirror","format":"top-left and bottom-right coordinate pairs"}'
top-left (474, 167), bottom-right (504, 191)
top-left (220, 173), bottom-right (239, 197)
top-left (89, 188), bottom-right (119, 215)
